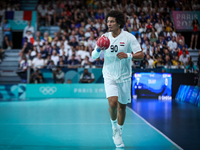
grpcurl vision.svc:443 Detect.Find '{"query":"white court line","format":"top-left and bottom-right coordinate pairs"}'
top-left (6, 128), bottom-right (26, 150)
top-left (127, 107), bottom-right (184, 150)
top-left (0, 123), bottom-right (146, 125)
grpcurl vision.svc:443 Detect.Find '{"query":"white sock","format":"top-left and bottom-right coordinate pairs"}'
top-left (110, 118), bottom-right (117, 129)
top-left (118, 124), bottom-right (123, 134)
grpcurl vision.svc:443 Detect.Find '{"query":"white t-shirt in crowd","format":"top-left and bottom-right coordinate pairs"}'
top-left (154, 23), bottom-right (163, 33)
top-left (23, 25), bottom-right (35, 37)
top-left (51, 55), bottom-right (59, 65)
top-left (37, 6), bottom-right (47, 17)
top-left (32, 57), bottom-right (44, 69)
top-left (147, 58), bottom-right (154, 68)
top-left (77, 50), bottom-right (90, 60)
top-left (179, 54), bottom-right (190, 66)
top-left (167, 40), bottom-right (177, 52)
top-left (59, 49), bottom-right (65, 56)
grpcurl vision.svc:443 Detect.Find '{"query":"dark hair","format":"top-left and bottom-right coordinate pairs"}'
top-left (105, 10), bottom-right (125, 29)
top-left (192, 19), bottom-right (199, 25)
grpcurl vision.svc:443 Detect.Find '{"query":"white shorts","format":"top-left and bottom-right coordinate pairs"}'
top-left (104, 78), bottom-right (131, 104)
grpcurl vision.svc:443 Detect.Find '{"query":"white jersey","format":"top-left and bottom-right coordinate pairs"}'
top-left (92, 30), bottom-right (141, 83)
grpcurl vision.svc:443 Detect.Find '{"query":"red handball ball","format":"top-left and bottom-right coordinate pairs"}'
top-left (97, 35), bottom-right (110, 50)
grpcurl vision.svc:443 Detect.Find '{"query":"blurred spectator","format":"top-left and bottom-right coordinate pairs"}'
top-left (16, 56), bottom-right (30, 83)
top-left (2, 19), bottom-right (13, 49)
top-left (186, 57), bottom-right (198, 74)
top-left (47, 5), bottom-right (55, 26)
top-left (178, 46), bottom-right (189, 57)
top-left (145, 19), bottom-right (153, 30)
top-left (87, 36), bottom-right (96, 49)
top-left (66, 79), bottom-right (72, 84)
top-left (42, 32), bottom-right (52, 43)
top-left (68, 54), bottom-right (79, 68)
top-left (93, 57), bottom-right (103, 68)
top-left (21, 41), bottom-right (32, 54)
top-left (135, 33), bottom-right (141, 44)
top-left (69, 37), bottom-right (78, 48)
top-left (131, 27), bottom-right (141, 37)
top-left (192, 0), bottom-right (200, 11)
top-left (54, 2), bottom-right (63, 22)
top-left (40, 45), bottom-right (48, 59)
top-left (77, 45), bottom-right (90, 60)
top-left (179, 50), bottom-right (190, 67)
top-left (167, 36), bottom-right (177, 56)
top-left (30, 69), bottom-right (44, 83)
top-left (164, 54), bottom-right (173, 67)
top-left (57, 56), bottom-right (66, 66)
top-left (153, 47), bottom-right (160, 60)
top-left (176, 33), bottom-right (185, 47)
top-left (189, 19), bottom-right (199, 50)
top-left (142, 40), bottom-right (152, 56)
top-left (36, 31), bottom-right (42, 40)
top-left (166, 27), bottom-right (177, 38)
top-left (139, 23), bottom-right (146, 34)
top-left (159, 26), bottom-right (167, 37)
top-left (51, 36), bottom-right (61, 47)
top-left (153, 55), bottom-right (164, 68)
top-left (32, 53), bottom-right (45, 70)
top-left (79, 68), bottom-right (95, 83)
top-left (45, 55), bottom-right (53, 66)
top-left (51, 50), bottom-right (59, 66)
top-left (37, 1), bottom-right (47, 25)
top-left (173, 55), bottom-right (182, 66)
top-left (146, 54), bottom-right (154, 68)
top-left (52, 66), bottom-right (65, 83)
top-left (157, 35), bottom-right (167, 50)
top-left (149, 32), bottom-right (158, 45)
top-left (81, 56), bottom-right (92, 68)
top-left (155, 19), bottom-right (164, 33)
top-left (23, 21), bottom-right (34, 38)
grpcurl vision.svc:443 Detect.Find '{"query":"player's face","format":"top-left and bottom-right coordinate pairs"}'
top-left (107, 17), bottom-right (120, 33)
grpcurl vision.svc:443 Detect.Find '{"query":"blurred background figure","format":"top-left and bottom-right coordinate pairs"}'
top-left (79, 68), bottom-right (95, 83)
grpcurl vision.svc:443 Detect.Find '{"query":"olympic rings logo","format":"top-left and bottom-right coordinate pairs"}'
top-left (39, 86), bottom-right (57, 95)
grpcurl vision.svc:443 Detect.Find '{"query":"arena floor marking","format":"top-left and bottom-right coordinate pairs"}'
top-left (0, 99), bottom-right (183, 150)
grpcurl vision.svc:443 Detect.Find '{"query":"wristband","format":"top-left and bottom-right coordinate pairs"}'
top-left (126, 53), bottom-right (132, 59)
top-left (97, 47), bottom-right (101, 52)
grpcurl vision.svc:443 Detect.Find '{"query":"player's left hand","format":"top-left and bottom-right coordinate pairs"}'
top-left (117, 52), bottom-right (128, 60)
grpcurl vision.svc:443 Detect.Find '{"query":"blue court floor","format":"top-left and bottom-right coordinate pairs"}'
top-left (0, 99), bottom-right (182, 150)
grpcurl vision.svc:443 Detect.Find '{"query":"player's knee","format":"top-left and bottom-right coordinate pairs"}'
top-left (4, 37), bottom-right (8, 41)
top-left (117, 105), bottom-right (126, 113)
top-left (109, 100), bottom-right (117, 108)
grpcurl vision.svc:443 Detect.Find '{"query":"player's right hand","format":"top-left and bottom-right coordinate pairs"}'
top-left (97, 47), bottom-right (101, 52)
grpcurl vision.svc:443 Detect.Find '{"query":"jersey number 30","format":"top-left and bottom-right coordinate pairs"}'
top-left (110, 45), bottom-right (118, 52)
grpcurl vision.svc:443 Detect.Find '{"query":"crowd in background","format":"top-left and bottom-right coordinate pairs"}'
top-left (0, 0), bottom-right (200, 83)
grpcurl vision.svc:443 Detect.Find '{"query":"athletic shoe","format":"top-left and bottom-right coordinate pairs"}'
top-left (194, 48), bottom-right (197, 50)
top-left (112, 128), bottom-right (124, 148)
top-left (188, 47), bottom-right (192, 50)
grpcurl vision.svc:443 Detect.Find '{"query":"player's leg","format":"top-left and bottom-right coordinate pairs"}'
top-left (117, 102), bottom-right (126, 127)
top-left (108, 96), bottom-right (118, 121)
top-left (113, 78), bottom-right (131, 147)
top-left (105, 79), bottom-right (118, 129)
top-left (105, 79), bottom-right (121, 147)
